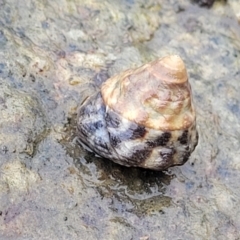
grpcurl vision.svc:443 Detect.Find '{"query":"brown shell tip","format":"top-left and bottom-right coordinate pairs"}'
top-left (162, 55), bottom-right (184, 69)
top-left (101, 54), bottom-right (194, 130)
top-left (153, 55), bottom-right (188, 84)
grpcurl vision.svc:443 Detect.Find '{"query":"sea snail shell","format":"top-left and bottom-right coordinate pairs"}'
top-left (77, 55), bottom-right (198, 170)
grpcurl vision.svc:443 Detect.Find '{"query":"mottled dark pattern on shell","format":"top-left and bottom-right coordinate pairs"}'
top-left (77, 92), bottom-right (198, 170)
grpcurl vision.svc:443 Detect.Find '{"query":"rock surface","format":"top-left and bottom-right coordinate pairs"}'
top-left (0, 0), bottom-right (240, 239)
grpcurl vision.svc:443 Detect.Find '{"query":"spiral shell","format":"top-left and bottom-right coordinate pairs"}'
top-left (77, 55), bottom-right (198, 170)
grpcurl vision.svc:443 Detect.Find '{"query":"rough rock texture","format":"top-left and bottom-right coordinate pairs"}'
top-left (0, 84), bottom-right (48, 159)
top-left (0, 0), bottom-right (240, 239)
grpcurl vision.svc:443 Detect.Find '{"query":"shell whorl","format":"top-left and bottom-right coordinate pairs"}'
top-left (101, 55), bottom-right (195, 131)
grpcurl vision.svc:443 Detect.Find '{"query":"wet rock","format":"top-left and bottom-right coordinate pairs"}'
top-left (192, 0), bottom-right (227, 7)
top-left (0, 0), bottom-right (240, 239)
top-left (0, 84), bottom-right (48, 159)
